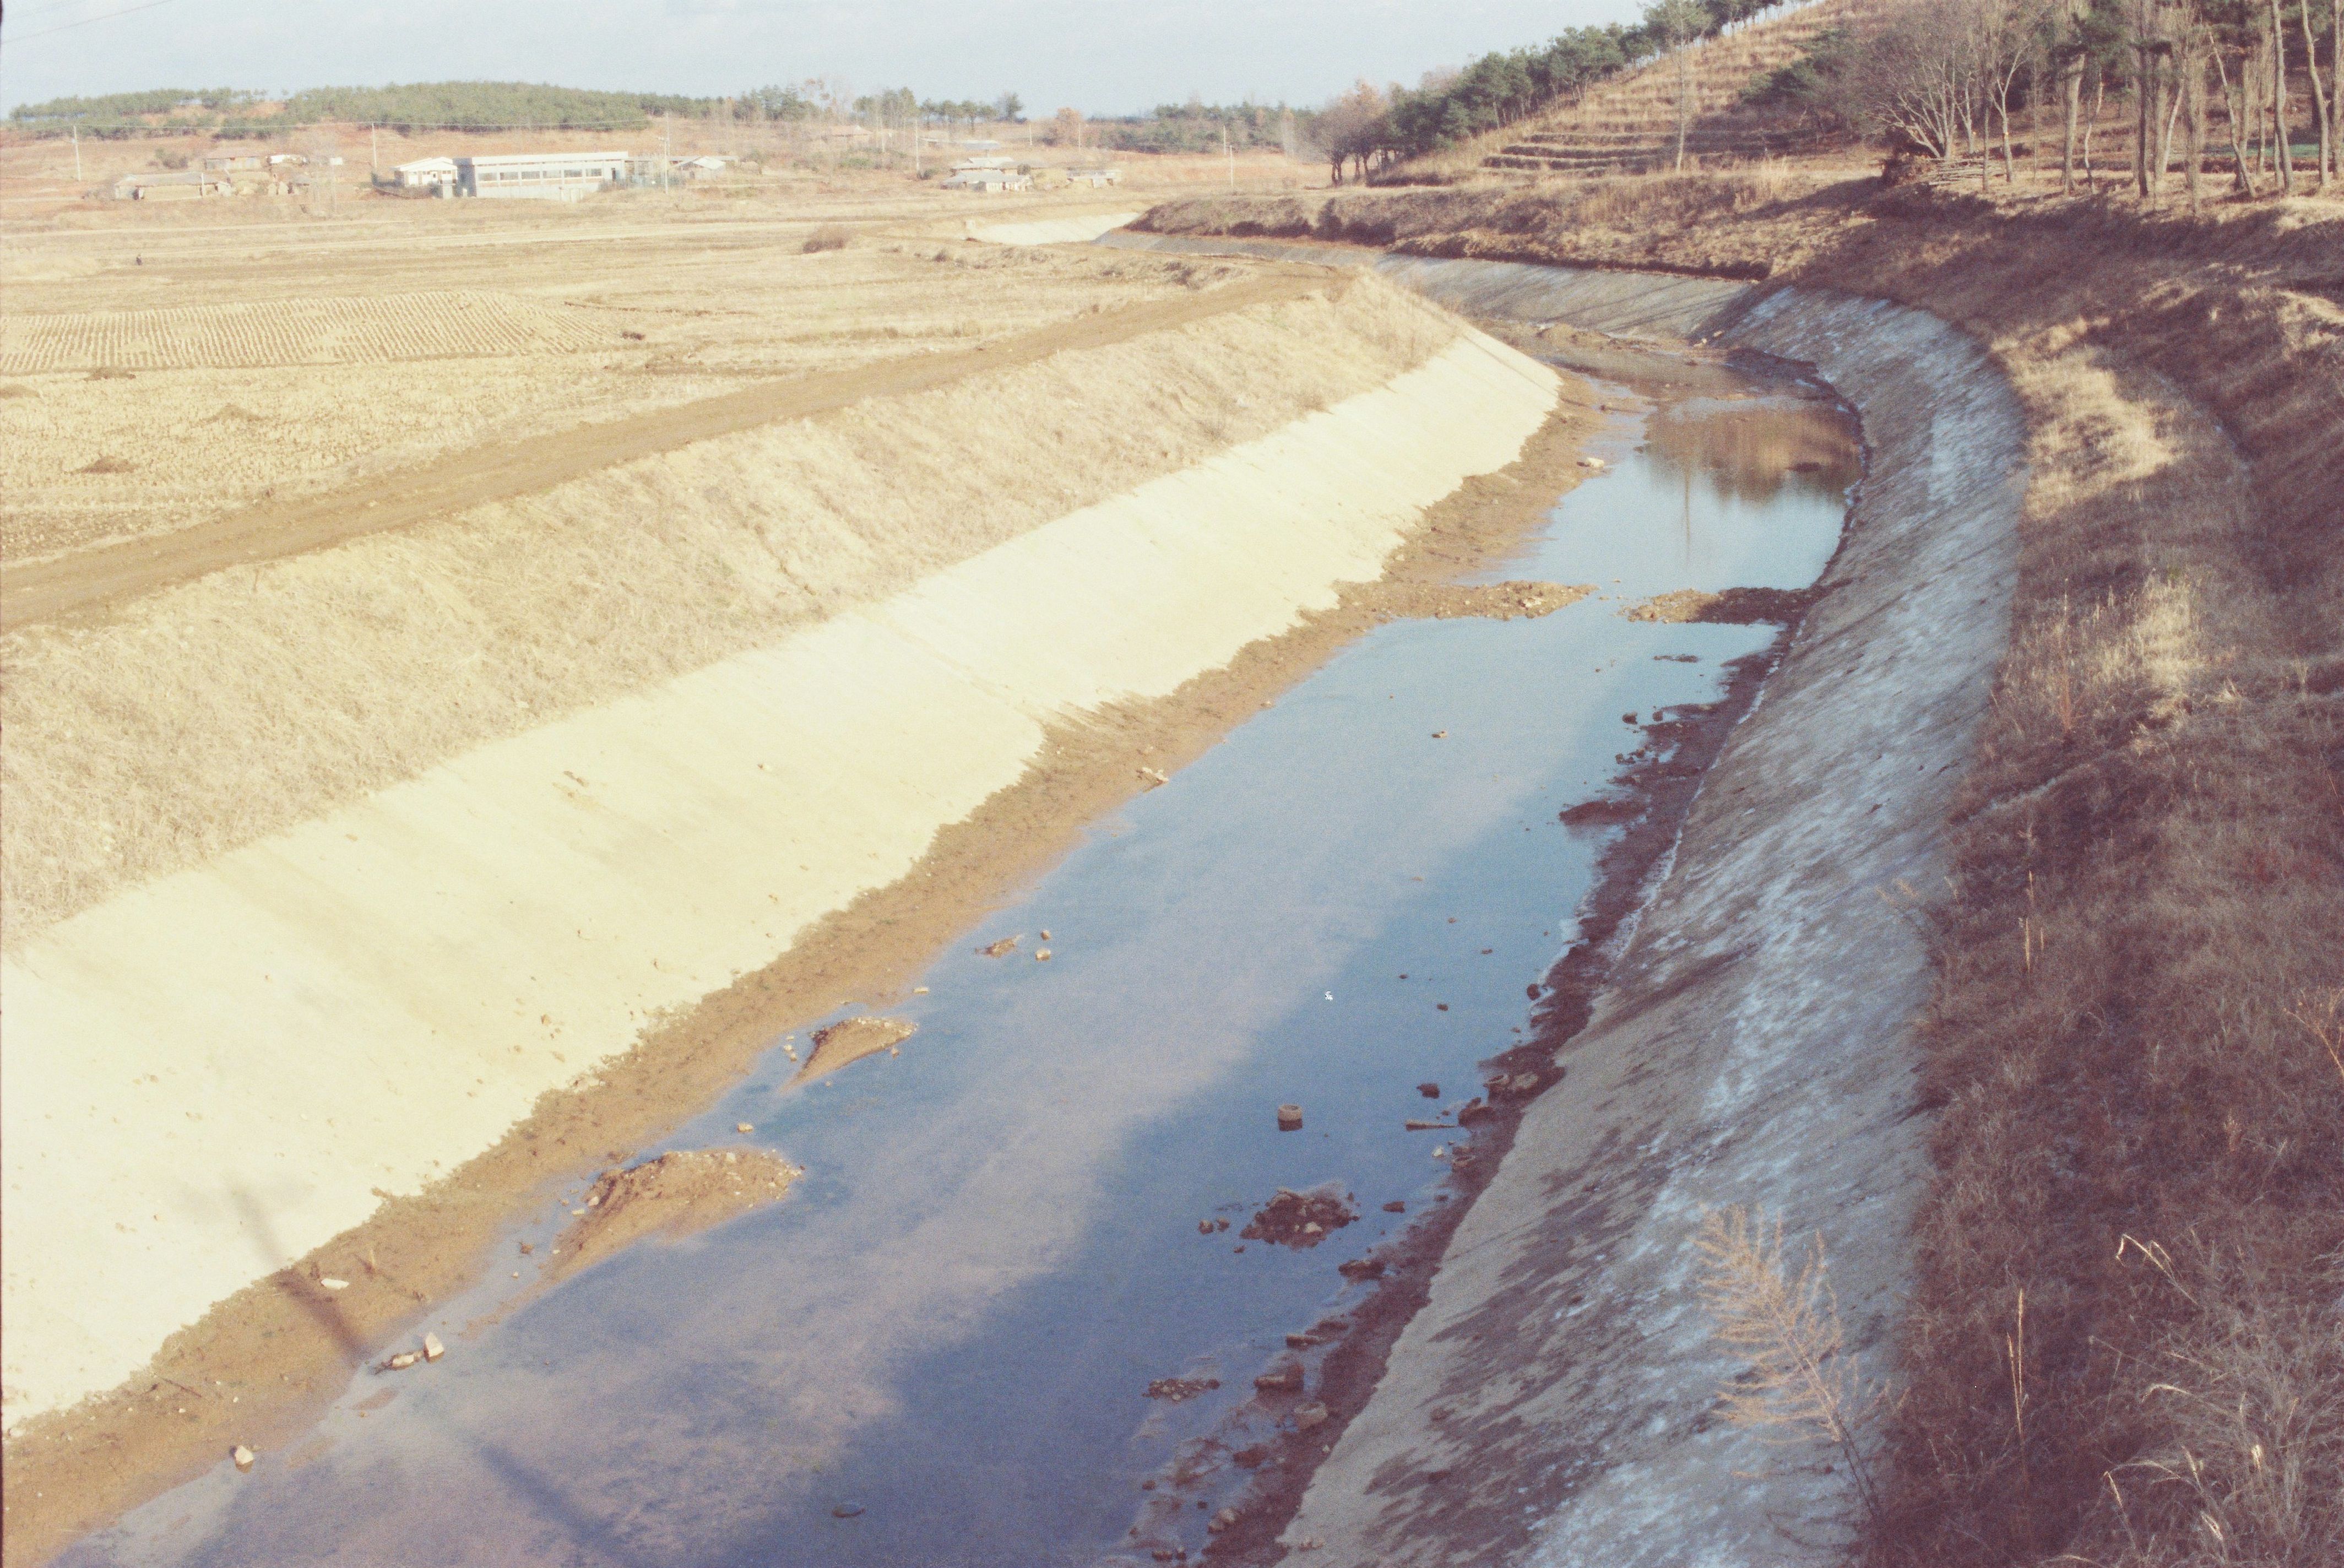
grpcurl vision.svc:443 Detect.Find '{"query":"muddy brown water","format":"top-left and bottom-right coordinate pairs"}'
top-left (61, 379), bottom-right (1858, 1567)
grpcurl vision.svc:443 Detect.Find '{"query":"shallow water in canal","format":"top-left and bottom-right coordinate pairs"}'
top-left (67, 377), bottom-right (1858, 1568)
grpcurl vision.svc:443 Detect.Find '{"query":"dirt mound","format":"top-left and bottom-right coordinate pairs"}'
top-left (1621, 585), bottom-right (1817, 625)
top-left (1368, 579), bottom-right (1591, 621)
top-left (549, 1148), bottom-right (798, 1284)
top-left (1240, 1185), bottom-right (1358, 1249)
top-left (794, 1016), bottom-right (916, 1085)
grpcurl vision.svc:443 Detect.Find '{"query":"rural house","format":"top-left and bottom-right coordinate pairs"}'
top-left (392, 156), bottom-right (459, 192)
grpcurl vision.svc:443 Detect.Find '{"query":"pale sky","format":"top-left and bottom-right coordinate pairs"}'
top-left (1, 0), bottom-right (1646, 117)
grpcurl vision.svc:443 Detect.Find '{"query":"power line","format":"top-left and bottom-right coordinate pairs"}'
top-left (6, 0), bottom-right (198, 45)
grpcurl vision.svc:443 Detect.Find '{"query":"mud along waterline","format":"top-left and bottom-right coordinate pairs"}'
top-left (55, 376), bottom-right (1857, 1566)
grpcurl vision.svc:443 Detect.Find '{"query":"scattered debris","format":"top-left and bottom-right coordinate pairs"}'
top-left (832, 1503), bottom-right (866, 1519)
top-left (1295, 1401), bottom-right (1330, 1430)
top-left (1338, 1256), bottom-right (1388, 1282)
top-left (1034, 948), bottom-right (1052, 962)
top-left (1276, 1103), bottom-right (1304, 1131)
top-left (1577, 456), bottom-right (1606, 469)
top-left (1456, 1098), bottom-right (1494, 1126)
top-left (1197, 1216), bottom-right (1231, 1234)
top-left (1417, 1082), bottom-right (1440, 1098)
top-left (1145, 1376), bottom-right (1220, 1402)
top-left (1252, 1363), bottom-right (1305, 1393)
top-left (231, 1445), bottom-right (256, 1472)
top-left (318, 1277), bottom-right (349, 1292)
top-left (1403, 1119), bottom-right (1450, 1132)
top-left (1209, 1506), bottom-right (1240, 1534)
top-left (1138, 766), bottom-right (1170, 789)
top-left (735, 1122), bottom-right (754, 1135)
top-left (384, 1352), bottom-right (419, 1372)
top-left (978, 936), bottom-right (1021, 957)
top-left (1383, 1200), bottom-right (1407, 1213)
top-left (422, 1332), bottom-right (445, 1363)
top-left (1242, 1185), bottom-right (1357, 1248)
top-left (1430, 730), bottom-right (1447, 739)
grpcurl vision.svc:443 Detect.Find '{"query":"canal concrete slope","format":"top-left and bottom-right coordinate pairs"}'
top-left (1277, 270), bottom-right (2026, 1562)
top-left (0, 326), bottom-right (1559, 1433)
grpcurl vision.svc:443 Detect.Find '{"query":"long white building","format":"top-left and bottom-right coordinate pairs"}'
top-left (454, 152), bottom-right (628, 199)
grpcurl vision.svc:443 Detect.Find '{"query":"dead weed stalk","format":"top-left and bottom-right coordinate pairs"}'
top-left (1696, 1206), bottom-right (1886, 1529)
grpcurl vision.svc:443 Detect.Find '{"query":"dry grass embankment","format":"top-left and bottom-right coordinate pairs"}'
top-left (1, 232), bottom-right (1218, 558)
top-left (1143, 175), bottom-right (2343, 1564)
top-left (0, 272), bottom-right (1459, 940)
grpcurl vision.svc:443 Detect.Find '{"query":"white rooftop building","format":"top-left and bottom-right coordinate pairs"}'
top-left (454, 152), bottom-right (628, 200)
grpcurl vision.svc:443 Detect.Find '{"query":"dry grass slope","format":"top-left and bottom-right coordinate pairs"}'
top-left (1139, 175), bottom-right (2344, 1564)
top-left (0, 274), bottom-right (1461, 940)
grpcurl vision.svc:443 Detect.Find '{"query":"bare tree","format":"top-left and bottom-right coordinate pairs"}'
top-left (2269, 0), bottom-right (2294, 189)
top-left (2300, 0), bottom-right (2334, 184)
top-left (1978, 0), bottom-right (2052, 183)
top-left (1313, 79), bottom-right (1387, 186)
top-left (1650, 0), bottom-right (1711, 172)
top-left (1844, 1), bottom-right (1984, 162)
top-left (299, 126), bottom-right (340, 215)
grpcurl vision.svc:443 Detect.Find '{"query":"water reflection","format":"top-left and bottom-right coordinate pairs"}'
top-left (1643, 394), bottom-right (1863, 508)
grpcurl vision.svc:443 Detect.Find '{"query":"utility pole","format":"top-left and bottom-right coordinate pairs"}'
top-left (663, 120), bottom-right (672, 192)
top-left (1223, 122), bottom-right (1234, 187)
top-left (370, 123), bottom-right (378, 178)
top-left (72, 123), bottom-right (83, 181)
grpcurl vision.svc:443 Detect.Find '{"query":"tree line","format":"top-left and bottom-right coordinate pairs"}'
top-left (7, 82), bottom-right (728, 138)
top-left (1757, 0), bottom-right (2337, 198)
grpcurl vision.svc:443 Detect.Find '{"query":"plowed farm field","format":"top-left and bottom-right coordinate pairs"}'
top-left (0, 291), bottom-right (612, 373)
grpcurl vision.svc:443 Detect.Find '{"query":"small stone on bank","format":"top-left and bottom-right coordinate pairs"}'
top-left (736, 1122), bottom-right (754, 1134)
top-left (1276, 1104), bottom-right (1304, 1131)
top-left (231, 1444), bottom-right (256, 1472)
top-left (422, 1332), bottom-right (445, 1362)
top-left (319, 1277), bottom-right (349, 1292)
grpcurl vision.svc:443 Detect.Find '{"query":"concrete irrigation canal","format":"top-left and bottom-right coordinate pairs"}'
top-left (25, 248), bottom-right (2027, 1566)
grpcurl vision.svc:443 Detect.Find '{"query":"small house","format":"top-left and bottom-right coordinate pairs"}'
top-left (392, 156), bottom-right (459, 192)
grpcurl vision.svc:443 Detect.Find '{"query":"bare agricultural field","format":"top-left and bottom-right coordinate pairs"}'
top-left (0, 289), bottom-right (609, 372)
top-left (0, 198), bottom-right (1234, 558)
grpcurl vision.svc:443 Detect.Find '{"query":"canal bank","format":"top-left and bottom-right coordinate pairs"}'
top-left (1106, 234), bottom-right (2027, 1564)
top-left (42, 322), bottom-right (1887, 1565)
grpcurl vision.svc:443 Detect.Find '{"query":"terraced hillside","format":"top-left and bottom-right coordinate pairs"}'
top-left (1444, 0), bottom-right (1886, 180)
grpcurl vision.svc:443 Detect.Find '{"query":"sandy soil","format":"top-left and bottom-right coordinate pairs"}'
top-left (0, 375), bottom-right (1609, 1568)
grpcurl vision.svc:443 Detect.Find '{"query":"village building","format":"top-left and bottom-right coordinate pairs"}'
top-left (391, 156), bottom-right (459, 193)
top-left (110, 170), bottom-right (230, 200)
top-left (454, 152), bottom-right (627, 200)
top-left (1067, 166), bottom-right (1124, 187)
top-left (200, 151), bottom-right (263, 172)
top-left (940, 166), bottom-right (1033, 193)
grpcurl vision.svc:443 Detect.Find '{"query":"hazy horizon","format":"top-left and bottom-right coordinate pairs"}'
top-left (1, 0), bottom-right (1651, 118)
